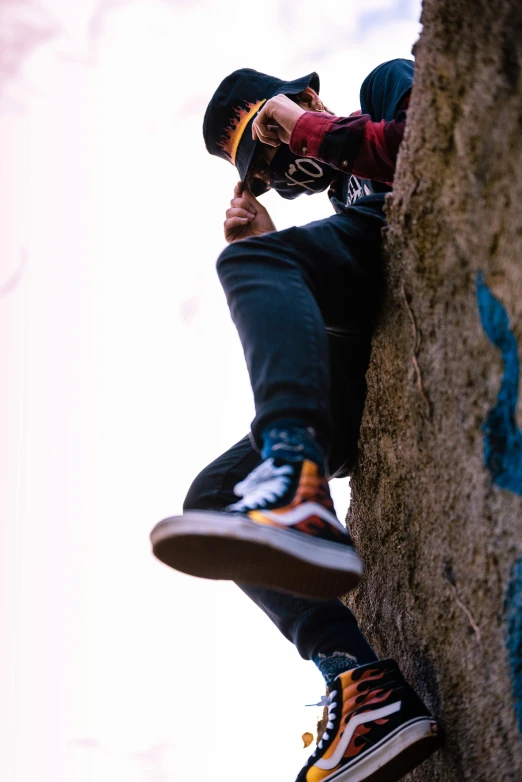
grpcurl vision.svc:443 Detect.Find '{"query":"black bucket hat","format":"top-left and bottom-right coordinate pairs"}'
top-left (203, 67), bottom-right (320, 185)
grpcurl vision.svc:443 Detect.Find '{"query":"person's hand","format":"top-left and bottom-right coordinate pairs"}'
top-left (251, 94), bottom-right (305, 146)
top-left (224, 182), bottom-right (276, 243)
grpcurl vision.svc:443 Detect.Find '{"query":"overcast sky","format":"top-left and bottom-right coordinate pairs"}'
top-left (1, 2), bottom-right (422, 780)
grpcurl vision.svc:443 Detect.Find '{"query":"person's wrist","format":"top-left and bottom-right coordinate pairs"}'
top-left (286, 102), bottom-right (305, 133)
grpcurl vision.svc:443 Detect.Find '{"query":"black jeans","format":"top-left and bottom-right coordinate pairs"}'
top-left (184, 202), bottom-right (385, 664)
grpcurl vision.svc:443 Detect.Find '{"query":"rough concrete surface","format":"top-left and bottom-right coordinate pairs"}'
top-left (346, 1), bottom-right (522, 779)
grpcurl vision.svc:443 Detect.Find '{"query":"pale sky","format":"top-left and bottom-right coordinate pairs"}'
top-left (1, 2), bottom-right (421, 780)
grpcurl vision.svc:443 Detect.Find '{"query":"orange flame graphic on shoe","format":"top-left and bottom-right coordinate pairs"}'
top-left (340, 671), bottom-right (394, 761)
top-left (322, 669), bottom-right (395, 762)
top-left (216, 98), bottom-right (266, 165)
top-left (271, 462), bottom-right (335, 515)
top-left (344, 722), bottom-right (373, 760)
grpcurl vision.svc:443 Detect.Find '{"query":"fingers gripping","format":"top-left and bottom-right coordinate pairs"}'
top-left (227, 207), bottom-right (255, 220)
top-left (251, 94), bottom-right (305, 146)
top-left (252, 101), bottom-right (280, 146)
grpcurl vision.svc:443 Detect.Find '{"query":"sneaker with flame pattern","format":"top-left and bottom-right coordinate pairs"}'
top-left (150, 457), bottom-right (363, 599)
top-left (296, 659), bottom-right (440, 782)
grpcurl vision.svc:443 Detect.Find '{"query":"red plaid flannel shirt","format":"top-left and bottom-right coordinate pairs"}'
top-left (289, 97), bottom-right (409, 186)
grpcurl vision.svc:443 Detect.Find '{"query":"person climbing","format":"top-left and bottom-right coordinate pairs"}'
top-left (150, 59), bottom-right (440, 781)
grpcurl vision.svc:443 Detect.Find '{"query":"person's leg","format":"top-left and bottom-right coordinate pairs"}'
top-left (215, 206), bottom-right (385, 451)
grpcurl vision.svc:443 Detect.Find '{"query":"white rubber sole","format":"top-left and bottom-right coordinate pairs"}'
top-left (150, 510), bottom-right (363, 599)
top-left (323, 718), bottom-right (439, 782)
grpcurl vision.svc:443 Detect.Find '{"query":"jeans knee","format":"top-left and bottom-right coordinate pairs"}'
top-left (216, 241), bottom-right (263, 306)
top-left (216, 242), bottom-right (241, 281)
top-left (183, 464), bottom-right (217, 512)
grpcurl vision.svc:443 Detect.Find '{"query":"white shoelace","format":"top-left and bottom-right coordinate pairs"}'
top-left (305, 695), bottom-right (330, 708)
top-left (227, 458), bottom-right (294, 512)
top-left (312, 689), bottom-right (338, 754)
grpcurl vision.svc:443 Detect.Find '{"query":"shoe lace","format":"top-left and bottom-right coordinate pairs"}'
top-left (311, 689), bottom-right (338, 754)
top-left (227, 458), bottom-right (294, 512)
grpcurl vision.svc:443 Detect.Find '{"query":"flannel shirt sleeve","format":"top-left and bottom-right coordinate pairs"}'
top-left (289, 103), bottom-right (408, 185)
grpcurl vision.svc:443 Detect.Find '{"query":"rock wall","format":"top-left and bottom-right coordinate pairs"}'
top-left (346, 1), bottom-right (522, 779)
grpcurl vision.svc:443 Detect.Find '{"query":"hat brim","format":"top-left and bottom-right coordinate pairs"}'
top-left (236, 71), bottom-right (320, 193)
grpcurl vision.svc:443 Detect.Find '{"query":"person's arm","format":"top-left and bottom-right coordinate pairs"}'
top-left (289, 100), bottom-right (409, 186)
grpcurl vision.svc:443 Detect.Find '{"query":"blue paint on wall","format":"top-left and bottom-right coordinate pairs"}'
top-left (478, 275), bottom-right (522, 735)
top-left (504, 557), bottom-right (522, 736)
top-left (476, 272), bottom-right (522, 495)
